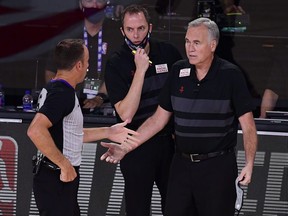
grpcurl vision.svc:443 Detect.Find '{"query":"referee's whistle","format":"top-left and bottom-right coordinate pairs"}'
top-left (132, 50), bottom-right (152, 65)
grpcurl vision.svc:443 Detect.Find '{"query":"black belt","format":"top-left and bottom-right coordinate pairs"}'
top-left (42, 159), bottom-right (80, 171)
top-left (42, 159), bottom-right (60, 171)
top-left (180, 148), bottom-right (235, 162)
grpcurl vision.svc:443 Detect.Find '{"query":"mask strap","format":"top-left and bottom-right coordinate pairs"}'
top-left (124, 32), bottom-right (151, 50)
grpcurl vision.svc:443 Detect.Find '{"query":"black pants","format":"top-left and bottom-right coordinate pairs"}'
top-left (33, 165), bottom-right (80, 216)
top-left (120, 134), bottom-right (175, 216)
top-left (165, 151), bottom-right (238, 216)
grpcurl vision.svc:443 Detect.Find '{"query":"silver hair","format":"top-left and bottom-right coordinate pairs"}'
top-left (188, 17), bottom-right (219, 44)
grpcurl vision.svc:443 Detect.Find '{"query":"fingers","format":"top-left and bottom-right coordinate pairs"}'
top-left (119, 119), bottom-right (131, 126)
top-left (100, 153), bottom-right (119, 164)
top-left (100, 141), bottom-right (115, 148)
top-left (134, 49), bottom-right (150, 68)
top-left (126, 129), bottom-right (140, 136)
top-left (239, 176), bottom-right (251, 186)
top-left (111, 120), bottom-right (139, 139)
top-left (125, 133), bottom-right (140, 142)
top-left (100, 152), bottom-right (108, 161)
top-left (135, 48), bottom-right (146, 54)
top-left (60, 170), bottom-right (77, 182)
top-left (238, 168), bottom-right (252, 186)
top-left (100, 141), bottom-right (125, 163)
top-left (60, 173), bottom-right (72, 182)
top-left (99, 142), bottom-right (119, 163)
top-left (113, 119), bottom-right (131, 128)
top-left (122, 136), bottom-right (139, 151)
top-left (124, 118), bottom-right (131, 124)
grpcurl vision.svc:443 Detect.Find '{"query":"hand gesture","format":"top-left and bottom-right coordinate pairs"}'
top-left (108, 119), bottom-right (140, 144)
top-left (100, 141), bottom-right (132, 163)
top-left (101, 120), bottom-right (140, 163)
top-left (237, 164), bottom-right (253, 186)
top-left (134, 48), bottom-right (150, 75)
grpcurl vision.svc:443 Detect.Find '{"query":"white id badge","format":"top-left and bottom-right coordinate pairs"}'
top-left (179, 68), bottom-right (191, 77)
top-left (155, 64), bottom-right (168, 73)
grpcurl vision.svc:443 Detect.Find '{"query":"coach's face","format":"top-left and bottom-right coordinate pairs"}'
top-left (185, 25), bottom-right (216, 66)
top-left (121, 11), bottom-right (152, 46)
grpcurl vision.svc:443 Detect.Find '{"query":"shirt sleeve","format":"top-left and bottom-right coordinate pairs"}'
top-left (158, 61), bottom-right (180, 112)
top-left (231, 66), bottom-right (255, 118)
top-left (104, 54), bottom-right (132, 106)
top-left (39, 87), bottom-right (75, 125)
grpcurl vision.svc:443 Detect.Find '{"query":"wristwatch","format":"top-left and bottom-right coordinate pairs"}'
top-left (95, 93), bottom-right (108, 103)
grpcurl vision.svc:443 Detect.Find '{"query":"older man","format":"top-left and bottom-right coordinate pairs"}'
top-left (101, 17), bottom-right (258, 216)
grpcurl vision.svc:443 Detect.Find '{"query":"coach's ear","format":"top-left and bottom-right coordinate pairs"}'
top-left (211, 39), bottom-right (217, 52)
top-left (120, 27), bottom-right (125, 36)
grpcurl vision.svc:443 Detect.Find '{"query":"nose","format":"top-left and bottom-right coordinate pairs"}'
top-left (187, 43), bottom-right (196, 52)
top-left (133, 30), bottom-right (139, 39)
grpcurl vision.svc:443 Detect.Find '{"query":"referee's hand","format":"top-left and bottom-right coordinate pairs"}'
top-left (59, 158), bottom-right (77, 182)
top-left (83, 96), bottom-right (103, 109)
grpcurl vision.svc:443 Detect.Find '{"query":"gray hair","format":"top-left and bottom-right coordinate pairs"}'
top-left (188, 17), bottom-right (219, 44)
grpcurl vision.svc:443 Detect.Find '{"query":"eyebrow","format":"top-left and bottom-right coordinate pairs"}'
top-left (125, 25), bottom-right (146, 29)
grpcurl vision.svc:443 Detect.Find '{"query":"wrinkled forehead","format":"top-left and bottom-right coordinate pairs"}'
top-left (185, 25), bottom-right (209, 39)
top-left (123, 12), bottom-right (148, 26)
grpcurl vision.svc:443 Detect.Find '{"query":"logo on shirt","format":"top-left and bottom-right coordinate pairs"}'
top-left (179, 86), bottom-right (184, 93)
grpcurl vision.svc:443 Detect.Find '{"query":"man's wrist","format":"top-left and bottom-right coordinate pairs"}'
top-left (95, 93), bottom-right (108, 102)
top-left (95, 95), bottom-right (104, 102)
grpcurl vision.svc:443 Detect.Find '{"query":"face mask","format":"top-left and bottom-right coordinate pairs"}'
top-left (124, 32), bottom-right (151, 50)
top-left (82, 6), bottom-right (106, 24)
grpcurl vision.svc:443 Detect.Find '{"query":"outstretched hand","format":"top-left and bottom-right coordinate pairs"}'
top-left (101, 119), bottom-right (140, 163)
top-left (108, 119), bottom-right (140, 144)
top-left (100, 137), bottom-right (138, 163)
top-left (100, 141), bottom-right (128, 163)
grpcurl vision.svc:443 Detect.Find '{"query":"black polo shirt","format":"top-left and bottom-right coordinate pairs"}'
top-left (105, 38), bottom-right (182, 130)
top-left (159, 56), bottom-right (254, 153)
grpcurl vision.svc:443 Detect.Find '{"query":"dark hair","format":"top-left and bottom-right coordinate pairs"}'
top-left (120, 4), bottom-right (150, 26)
top-left (54, 39), bottom-right (85, 71)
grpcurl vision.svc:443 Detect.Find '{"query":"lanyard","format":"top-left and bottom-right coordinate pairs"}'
top-left (83, 27), bottom-right (103, 76)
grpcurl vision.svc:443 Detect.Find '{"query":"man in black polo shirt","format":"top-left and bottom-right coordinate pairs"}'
top-left (101, 17), bottom-right (258, 216)
top-left (104, 4), bottom-right (182, 216)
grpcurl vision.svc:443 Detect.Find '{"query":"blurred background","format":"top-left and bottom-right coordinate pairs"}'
top-left (0, 0), bottom-right (287, 117)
